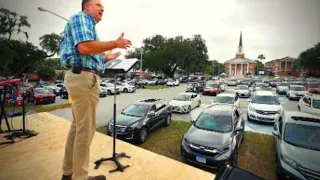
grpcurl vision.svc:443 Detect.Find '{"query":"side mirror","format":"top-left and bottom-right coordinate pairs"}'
top-left (235, 126), bottom-right (244, 132)
top-left (190, 119), bottom-right (195, 124)
top-left (272, 130), bottom-right (280, 138)
top-left (148, 111), bottom-right (155, 118)
top-left (306, 103), bottom-right (311, 107)
top-left (247, 99), bottom-right (251, 102)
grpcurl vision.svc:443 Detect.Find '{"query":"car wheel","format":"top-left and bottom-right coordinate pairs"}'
top-left (247, 114), bottom-right (252, 122)
top-left (107, 90), bottom-right (111, 95)
top-left (137, 127), bottom-right (148, 144)
top-left (187, 106), bottom-right (191, 113)
top-left (298, 105), bottom-right (301, 111)
top-left (165, 114), bottom-right (171, 127)
top-left (124, 88), bottom-right (128, 93)
top-left (197, 100), bottom-right (201, 107)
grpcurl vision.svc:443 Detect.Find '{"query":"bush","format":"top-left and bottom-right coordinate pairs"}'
top-left (37, 66), bottom-right (56, 80)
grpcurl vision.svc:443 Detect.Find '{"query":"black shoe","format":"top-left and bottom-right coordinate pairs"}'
top-left (87, 175), bottom-right (106, 180)
top-left (61, 174), bottom-right (72, 180)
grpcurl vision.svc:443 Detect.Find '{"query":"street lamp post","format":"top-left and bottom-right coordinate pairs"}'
top-left (37, 7), bottom-right (68, 21)
top-left (140, 44), bottom-right (155, 79)
top-left (37, 7), bottom-right (67, 81)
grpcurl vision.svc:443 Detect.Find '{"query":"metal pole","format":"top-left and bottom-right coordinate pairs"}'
top-left (140, 48), bottom-right (143, 79)
top-left (38, 7), bottom-right (68, 21)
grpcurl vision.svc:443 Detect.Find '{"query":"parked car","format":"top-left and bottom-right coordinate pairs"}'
top-left (306, 82), bottom-right (320, 94)
top-left (247, 91), bottom-right (283, 123)
top-left (100, 82), bottom-right (120, 95)
top-left (115, 82), bottom-right (136, 93)
top-left (170, 93), bottom-right (201, 113)
top-left (186, 82), bottom-right (201, 93)
top-left (212, 93), bottom-right (240, 108)
top-left (27, 87), bottom-right (56, 105)
top-left (286, 85), bottom-right (307, 100)
top-left (202, 83), bottom-right (221, 96)
top-left (59, 87), bottom-right (68, 99)
top-left (269, 79), bottom-right (278, 87)
top-left (181, 104), bottom-right (244, 168)
top-left (276, 82), bottom-right (290, 95)
top-left (107, 98), bottom-right (172, 144)
top-left (234, 85), bottom-right (251, 98)
top-left (273, 111), bottom-right (320, 180)
top-left (298, 93), bottom-right (320, 116)
top-left (166, 79), bottom-right (180, 86)
top-left (227, 79), bottom-right (238, 86)
top-left (217, 80), bottom-right (225, 92)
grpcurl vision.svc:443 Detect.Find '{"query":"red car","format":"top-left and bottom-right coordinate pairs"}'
top-left (269, 79), bottom-right (278, 87)
top-left (306, 82), bottom-right (320, 93)
top-left (28, 88), bottom-right (56, 105)
top-left (202, 83), bottom-right (221, 96)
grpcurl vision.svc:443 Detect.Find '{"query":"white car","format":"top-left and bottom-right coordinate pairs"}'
top-left (234, 85), bottom-right (251, 98)
top-left (298, 93), bottom-right (320, 116)
top-left (100, 82), bottom-right (120, 95)
top-left (166, 79), bottom-right (180, 86)
top-left (169, 93), bottom-right (201, 113)
top-left (276, 82), bottom-right (290, 95)
top-left (286, 85), bottom-right (307, 100)
top-left (211, 93), bottom-right (240, 108)
top-left (115, 82), bottom-right (136, 93)
top-left (227, 79), bottom-right (237, 86)
top-left (247, 91), bottom-right (283, 123)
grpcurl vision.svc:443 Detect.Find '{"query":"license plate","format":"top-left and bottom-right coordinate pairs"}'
top-left (196, 156), bottom-right (206, 164)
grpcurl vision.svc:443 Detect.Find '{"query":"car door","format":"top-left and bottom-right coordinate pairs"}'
top-left (233, 109), bottom-right (243, 148)
top-left (192, 93), bottom-right (200, 108)
top-left (302, 97), bottom-right (313, 113)
top-left (147, 105), bottom-right (158, 130)
top-left (154, 100), bottom-right (168, 126)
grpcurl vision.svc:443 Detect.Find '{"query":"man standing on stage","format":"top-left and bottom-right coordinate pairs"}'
top-left (59, 0), bottom-right (131, 179)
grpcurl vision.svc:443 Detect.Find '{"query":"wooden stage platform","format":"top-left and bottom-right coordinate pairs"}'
top-left (0, 112), bottom-right (215, 180)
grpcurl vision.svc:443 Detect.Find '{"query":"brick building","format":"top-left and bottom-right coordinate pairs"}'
top-left (264, 56), bottom-right (298, 76)
top-left (224, 32), bottom-right (257, 76)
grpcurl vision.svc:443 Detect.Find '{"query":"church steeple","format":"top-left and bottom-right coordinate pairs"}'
top-left (236, 31), bottom-right (245, 59)
top-left (238, 31), bottom-right (243, 53)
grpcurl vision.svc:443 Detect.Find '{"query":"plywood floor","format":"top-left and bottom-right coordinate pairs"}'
top-left (0, 112), bottom-right (215, 180)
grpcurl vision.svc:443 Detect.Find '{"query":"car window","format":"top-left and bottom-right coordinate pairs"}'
top-left (150, 105), bottom-right (156, 112)
top-left (155, 101), bottom-right (166, 112)
top-left (278, 117), bottom-right (283, 135)
top-left (194, 112), bottom-right (233, 133)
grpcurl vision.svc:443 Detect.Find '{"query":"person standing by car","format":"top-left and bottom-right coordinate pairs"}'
top-left (59, 0), bottom-right (131, 180)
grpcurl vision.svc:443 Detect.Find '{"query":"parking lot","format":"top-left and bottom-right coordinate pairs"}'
top-left (50, 82), bottom-right (298, 135)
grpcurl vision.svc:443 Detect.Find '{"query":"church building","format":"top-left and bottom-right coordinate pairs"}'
top-left (224, 32), bottom-right (257, 76)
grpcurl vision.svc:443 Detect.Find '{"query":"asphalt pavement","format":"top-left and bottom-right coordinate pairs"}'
top-left (50, 83), bottom-right (299, 135)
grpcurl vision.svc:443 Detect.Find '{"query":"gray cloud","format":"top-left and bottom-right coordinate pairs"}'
top-left (1, 0), bottom-right (320, 63)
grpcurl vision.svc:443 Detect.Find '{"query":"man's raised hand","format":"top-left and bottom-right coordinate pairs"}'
top-left (116, 33), bottom-right (132, 49)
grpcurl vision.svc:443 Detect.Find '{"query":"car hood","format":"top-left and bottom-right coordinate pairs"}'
top-left (111, 114), bottom-right (142, 126)
top-left (250, 103), bottom-right (281, 111)
top-left (282, 141), bottom-right (320, 171)
top-left (235, 89), bottom-right (249, 93)
top-left (185, 126), bottom-right (232, 148)
top-left (170, 100), bottom-right (191, 107)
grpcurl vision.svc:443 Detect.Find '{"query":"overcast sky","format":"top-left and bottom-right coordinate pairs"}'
top-left (2, 0), bottom-right (320, 63)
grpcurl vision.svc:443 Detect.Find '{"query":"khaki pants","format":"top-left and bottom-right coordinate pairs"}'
top-left (62, 71), bottom-right (100, 180)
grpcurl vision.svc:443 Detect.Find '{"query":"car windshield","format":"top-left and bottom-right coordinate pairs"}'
top-left (291, 86), bottom-right (306, 91)
top-left (236, 86), bottom-right (248, 90)
top-left (284, 123), bottom-right (320, 151)
top-left (34, 89), bottom-right (50, 94)
top-left (279, 83), bottom-right (290, 86)
top-left (214, 96), bottom-right (234, 104)
top-left (309, 84), bottom-right (320, 88)
top-left (173, 94), bottom-right (191, 101)
top-left (313, 100), bottom-right (320, 109)
top-left (195, 113), bottom-right (233, 133)
top-left (251, 95), bottom-right (280, 105)
top-left (206, 84), bottom-right (218, 88)
top-left (121, 104), bottom-right (150, 117)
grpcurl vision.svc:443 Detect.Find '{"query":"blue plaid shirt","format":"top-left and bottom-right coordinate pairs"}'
top-left (60, 12), bottom-right (105, 73)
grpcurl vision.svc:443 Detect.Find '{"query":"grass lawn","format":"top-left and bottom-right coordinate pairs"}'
top-left (144, 85), bottom-right (169, 90)
top-left (4, 103), bottom-right (71, 114)
top-left (96, 121), bottom-right (276, 180)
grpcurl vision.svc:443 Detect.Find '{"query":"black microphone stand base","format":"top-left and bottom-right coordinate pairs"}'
top-left (4, 129), bottom-right (38, 141)
top-left (94, 152), bottom-right (130, 173)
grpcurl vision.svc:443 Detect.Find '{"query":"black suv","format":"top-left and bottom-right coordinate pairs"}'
top-left (181, 104), bottom-right (244, 168)
top-left (107, 99), bottom-right (172, 144)
top-left (273, 111), bottom-right (320, 180)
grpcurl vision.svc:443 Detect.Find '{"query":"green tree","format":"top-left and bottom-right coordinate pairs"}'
top-left (39, 33), bottom-right (61, 57)
top-left (0, 8), bottom-right (30, 40)
top-left (299, 42), bottom-right (320, 71)
top-left (36, 65), bottom-right (56, 80)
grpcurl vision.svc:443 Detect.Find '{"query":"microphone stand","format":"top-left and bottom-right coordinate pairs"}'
top-left (94, 73), bottom-right (130, 173)
top-left (4, 75), bottom-right (38, 141)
